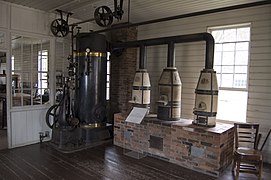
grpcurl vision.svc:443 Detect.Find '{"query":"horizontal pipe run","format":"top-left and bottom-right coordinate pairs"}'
top-left (91, 1), bottom-right (271, 34)
top-left (112, 32), bottom-right (214, 69)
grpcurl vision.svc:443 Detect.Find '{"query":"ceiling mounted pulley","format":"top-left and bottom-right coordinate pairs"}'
top-left (51, 19), bottom-right (69, 37)
top-left (50, 9), bottom-right (72, 37)
top-left (94, 6), bottom-right (114, 27)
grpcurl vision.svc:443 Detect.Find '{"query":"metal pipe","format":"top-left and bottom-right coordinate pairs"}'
top-left (91, 1), bottom-right (271, 34)
top-left (112, 32), bottom-right (214, 69)
top-left (139, 45), bottom-right (147, 69)
top-left (69, 18), bottom-right (95, 27)
top-left (71, 26), bottom-right (74, 56)
top-left (167, 42), bottom-right (175, 67)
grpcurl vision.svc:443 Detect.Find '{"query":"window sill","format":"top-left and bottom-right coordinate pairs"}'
top-left (216, 118), bottom-right (246, 125)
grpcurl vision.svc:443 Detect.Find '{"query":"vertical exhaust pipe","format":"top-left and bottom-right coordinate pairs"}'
top-left (192, 34), bottom-right (218, 127)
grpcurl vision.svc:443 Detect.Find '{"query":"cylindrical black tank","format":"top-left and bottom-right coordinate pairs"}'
top-left (75, 33), bottom-right (107, 127)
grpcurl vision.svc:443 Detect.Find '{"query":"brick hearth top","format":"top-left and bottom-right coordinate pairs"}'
top-left (127, 113), bottom-right (233, 134)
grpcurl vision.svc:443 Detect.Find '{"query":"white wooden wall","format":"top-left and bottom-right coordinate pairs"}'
top-left (138, 5), bottom-right (271, 163)
top-left (0, 3), bottom-right (8, 29)
top-left (55, 38), bottom-right (71, 76)
top-left (10, 108), bottom-right (51, 147)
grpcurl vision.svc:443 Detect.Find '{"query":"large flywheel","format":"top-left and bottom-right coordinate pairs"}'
top-left (50, 19), bottom-right (69, 37)
top-left (50, 9), bottom-right (72, 37)
top-left (94, 6), bottom-right (114, 27)
top-left (46, 104), bottom-right (60, 129)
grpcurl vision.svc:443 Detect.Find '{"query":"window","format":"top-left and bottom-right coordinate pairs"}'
top-left (106, 52), bottom-right (111, 100)
top-left (38, 50), bottom-right (48, 95)
top-left (11, 55), bottom-right (14, 73)
top-left (208, 24), bottom-right (250, 122)
top-left (11, 35), bottom-right (50, 106)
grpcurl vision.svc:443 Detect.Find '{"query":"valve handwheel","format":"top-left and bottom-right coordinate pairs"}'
top-left (94, 6), bottom-right (113, 27)
top-left (50, 19), bottom-right (69, 37)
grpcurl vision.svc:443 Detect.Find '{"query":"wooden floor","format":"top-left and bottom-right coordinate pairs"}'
top-left (0, 142), bottom-right (270, 180)
top-left (0, 129), bottom-right (7, 150)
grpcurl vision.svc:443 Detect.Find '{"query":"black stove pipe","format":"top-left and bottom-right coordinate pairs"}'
top-left (139, 45), bottom-right (147, 69)
top-left (167, 42), bottom-right (175, 67)
top-left (112, 32), bottom-right (214, 69)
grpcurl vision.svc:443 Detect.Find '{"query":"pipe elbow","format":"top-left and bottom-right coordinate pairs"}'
top-left (202, 32), bottom-right (215, 44)
top-left (202, 33), bottom-right (215, 70)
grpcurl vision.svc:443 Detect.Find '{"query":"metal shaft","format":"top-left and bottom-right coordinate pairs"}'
top-left (69, 18), bottom-right (95, 27)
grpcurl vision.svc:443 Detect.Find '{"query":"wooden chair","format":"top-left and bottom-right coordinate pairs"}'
top-left (232, 123), bottom-right (263, 180)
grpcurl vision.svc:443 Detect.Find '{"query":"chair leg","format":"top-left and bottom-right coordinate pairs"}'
top-left (235, 161), bottom-right (240, 180)
top-left (258, 160), bottom-right (263, 180)
top-left (232, 158), bottom-right (236, 172)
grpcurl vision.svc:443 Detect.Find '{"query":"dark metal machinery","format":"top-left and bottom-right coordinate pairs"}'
top-left (47, 0), bottom-right (124, 150)
top-left (75, 33), bottom-right (107, 128)
top-left (50, 0), bottom-right (125, 37)
top-left (46, 33), bottom-right (111, 151)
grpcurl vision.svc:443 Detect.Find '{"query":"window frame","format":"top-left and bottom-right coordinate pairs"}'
top-left (208, 23), bottom-right (251, 122)
top-left (37, 49), bottom-right (49, 95)
top-left (10, 35), bottom-right (50, 107)
top-left (106, 52), bottom-right (110, 101)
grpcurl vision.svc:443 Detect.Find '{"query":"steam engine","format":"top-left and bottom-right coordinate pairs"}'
top-left (46, 33), bottom-right (111, 151)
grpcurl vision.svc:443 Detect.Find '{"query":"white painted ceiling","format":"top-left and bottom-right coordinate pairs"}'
top-left (1, 0), bottom-right (266, 24)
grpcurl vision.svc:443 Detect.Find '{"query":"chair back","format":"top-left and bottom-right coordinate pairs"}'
top-left (234, 123), bottom-right (259, 150)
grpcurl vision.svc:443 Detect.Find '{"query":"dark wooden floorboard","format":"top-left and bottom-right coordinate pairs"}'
top-left (49, 144), bottom-right (172, 180)
top-left (0, 153), bottom-right (39, 179)
top-left (0, 155), bottom-right (23, 179)
top-left (95, 145), bottom-right (213, 180)
top-left (0, 142), bottom-right (270, 180)
top-left (9, 147), bottom-right (85, 180)
top-left (15, 145), bottom-right (100, 180)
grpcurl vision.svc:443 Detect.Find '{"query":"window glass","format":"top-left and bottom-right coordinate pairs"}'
top-left (222, 66), bottom-right (234, 74)
top-left (214, 52), bottom-right (222, 65)
top-left (222, 52), bottom-right (234, 65)
top-left (237, 27), bottom-right (250, 41)
top-left (216, 90), bottom-right (248, 122)
top-left (223, 43), bottom-right (235, 51)
top-left (106, 52), bottom-right (111, 100)
top-left (221, 74), bottom-right (233, 87)
top-left (223, 29), bottom-right (236, 42)
top-left (235, 51), bottom-right (248, 65)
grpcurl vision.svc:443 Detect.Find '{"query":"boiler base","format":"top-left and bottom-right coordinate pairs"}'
top-left (50, 125), bottom-right (112, 153)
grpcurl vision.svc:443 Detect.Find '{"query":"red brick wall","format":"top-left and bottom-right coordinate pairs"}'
top-left (109, 27), bottom-right (138, 118)
top-left (114, 113), bottom-right (234, 177)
